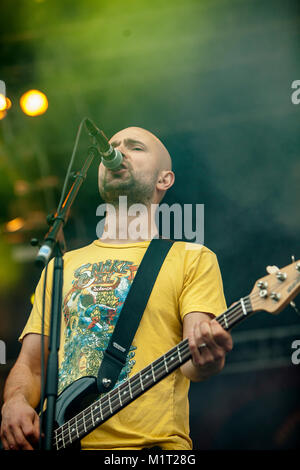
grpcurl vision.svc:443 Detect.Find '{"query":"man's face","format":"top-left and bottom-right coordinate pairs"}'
top-left (98, 127), bottom-right (162, 206)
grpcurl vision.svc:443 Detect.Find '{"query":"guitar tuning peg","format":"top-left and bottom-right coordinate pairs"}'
top-left (266, 265), bottom-right (279, 274)
top-left (290, 301), bottom-right (300, 317)
top-left (292, 255), bottom-right (300, 271)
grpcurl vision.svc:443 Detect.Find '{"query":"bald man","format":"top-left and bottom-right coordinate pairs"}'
top-left (1, 126), bottom-right (231, 450)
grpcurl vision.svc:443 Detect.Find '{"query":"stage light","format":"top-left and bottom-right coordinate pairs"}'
top-left (14, 180), bottom-right (30, 196)
top-left (6, 217), bottom-right (25, 232)
top-left (0, 93), bottom-right (11, 119)
top-left (0, 93), bottom-right (6, 111)
top-left (0, 94), bottom-right (12, 112)
top-left (5, 97), bottom-right (12, 110)
top-left (20, 89), bottom-right (48, 116)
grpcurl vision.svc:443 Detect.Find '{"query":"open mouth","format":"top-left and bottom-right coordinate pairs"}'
top-left (110, 168), bottom-right (127, 174)
top-left (109, 163), bottom-right (128, 173)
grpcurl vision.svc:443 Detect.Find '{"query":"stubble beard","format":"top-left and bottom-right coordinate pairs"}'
top-left (99, 167), bottom-right (159, 208)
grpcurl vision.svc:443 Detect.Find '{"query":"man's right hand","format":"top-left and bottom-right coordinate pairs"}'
top-left (1, 395), bottom-right (41, 450)
top-left (0, 333), bottom-right (49, 450)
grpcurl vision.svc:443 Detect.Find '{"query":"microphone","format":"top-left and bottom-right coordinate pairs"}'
top-left (85, 118), bottom-right (123, 170)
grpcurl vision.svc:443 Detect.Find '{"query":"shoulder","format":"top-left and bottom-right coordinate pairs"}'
top-left (170, 240), bottom-right (217, 262)
top-left (62, 242), bottom-right (95, 261)
top-left (164, 241), bottom-right (219, 280)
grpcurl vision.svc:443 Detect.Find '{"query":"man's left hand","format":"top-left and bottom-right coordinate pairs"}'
top-left (181, 312), bottom-right (233, 381)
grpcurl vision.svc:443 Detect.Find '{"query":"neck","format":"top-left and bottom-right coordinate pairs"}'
top-left (99, 198), bottom-right (159, 244)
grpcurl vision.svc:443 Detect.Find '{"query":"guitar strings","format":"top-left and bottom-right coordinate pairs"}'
top-left (54, 274), bottom-right (292, 448)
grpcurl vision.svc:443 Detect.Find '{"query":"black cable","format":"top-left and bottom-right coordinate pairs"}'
top-left (38, 260), bottom-right (48, 449)
top-left (56, 118), bottom-right (87, 215)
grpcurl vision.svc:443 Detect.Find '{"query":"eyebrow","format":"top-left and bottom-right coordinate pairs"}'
top-left (110, 138), bottom-right (147, 150)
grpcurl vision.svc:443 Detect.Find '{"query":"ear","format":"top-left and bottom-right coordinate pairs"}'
top-left (157, 170), bottom-right (175, 191)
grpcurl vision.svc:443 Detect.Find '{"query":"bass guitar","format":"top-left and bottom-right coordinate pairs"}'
top-left (49, 259), bottom-right (300, 450)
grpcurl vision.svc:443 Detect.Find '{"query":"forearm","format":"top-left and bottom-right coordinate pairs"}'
top-left (3, 362), bottom-right (41, 408)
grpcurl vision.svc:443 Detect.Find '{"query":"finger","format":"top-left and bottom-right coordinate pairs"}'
top-left (211, 320), bottom-right (233, 352)
top-left (1, 434), bottom-right (10, 450)
top-left (194, 322), bottom-right (215, 365)
top-left (33, 412), bottom-right (42, 443)
top-left (200, 321), bottom-right (229, 363)
top-left (188, 323), bottom-right (203, 365)
top-left (3, 426), bottom-right (19, 450)
top-left (198, 343), bottom-right (215, 364)
top-left (199, 321), bottom-right (219, 350)
top-left (10, 425), bottom-right (33, 450)
top-left (21, 414), bottom-right (40, 447)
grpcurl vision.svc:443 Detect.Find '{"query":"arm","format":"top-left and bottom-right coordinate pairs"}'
top-left (180, 311), bottom-right (233, 382)
top-left (0, 333), bottom-right (49, 450)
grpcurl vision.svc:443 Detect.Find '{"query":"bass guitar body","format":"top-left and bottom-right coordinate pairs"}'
top-left (47, 376), bottom-right (99, 450)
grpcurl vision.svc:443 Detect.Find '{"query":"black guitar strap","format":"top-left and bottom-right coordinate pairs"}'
top-left (96, 237), bottom-right (174, 394)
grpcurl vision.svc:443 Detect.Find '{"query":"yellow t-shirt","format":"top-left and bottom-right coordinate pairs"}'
top-left (19, 239), bottom-right (227, 450)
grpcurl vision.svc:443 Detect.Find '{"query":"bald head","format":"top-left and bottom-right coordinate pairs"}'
top-left (110, 126), bottom-right (172, 172)
top-left (98, 125), bottom-right (175, 206)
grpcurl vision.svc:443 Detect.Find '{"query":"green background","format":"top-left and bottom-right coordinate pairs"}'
top-left (0, 0), bottom-right (299, 449)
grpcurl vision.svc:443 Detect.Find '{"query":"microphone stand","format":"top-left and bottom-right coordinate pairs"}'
top-left (37, 144), bottom-right (99, 450)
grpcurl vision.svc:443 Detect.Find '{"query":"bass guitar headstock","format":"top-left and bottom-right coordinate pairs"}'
top-left (250, 258), bottom-right (300, 314)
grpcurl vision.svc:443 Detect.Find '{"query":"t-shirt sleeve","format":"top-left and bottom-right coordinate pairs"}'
top-left (178, 248), bottom-right (227, 321)
top-left (18, 260), bottom-right (54, 342)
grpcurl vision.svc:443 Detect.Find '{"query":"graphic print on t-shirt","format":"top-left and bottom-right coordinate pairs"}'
top-left (58, 259), bottom-right (138, 395)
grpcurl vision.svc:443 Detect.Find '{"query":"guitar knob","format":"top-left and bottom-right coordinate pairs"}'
top-left (259, 289), bottom-right (268, 298)
top-left (276, 271), bottom-right (287, 281)
top-left (296, 263), bottom-right (300, 272)
top-left (270, 292), bottom-right (281, 301)
top-left (290, 301), bottom-right (300, 316)
top-left (258, 281), bottom-right (268, 289)
top-left (102, 378), bottom-right (112, 389)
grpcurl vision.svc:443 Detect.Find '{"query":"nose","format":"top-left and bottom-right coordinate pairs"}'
top-left (114, 142), bottom-right (127, 158)
top-left (119, 150), bottom-right (128, 168)
top-left (113, 143), bottom-right (129, 165)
